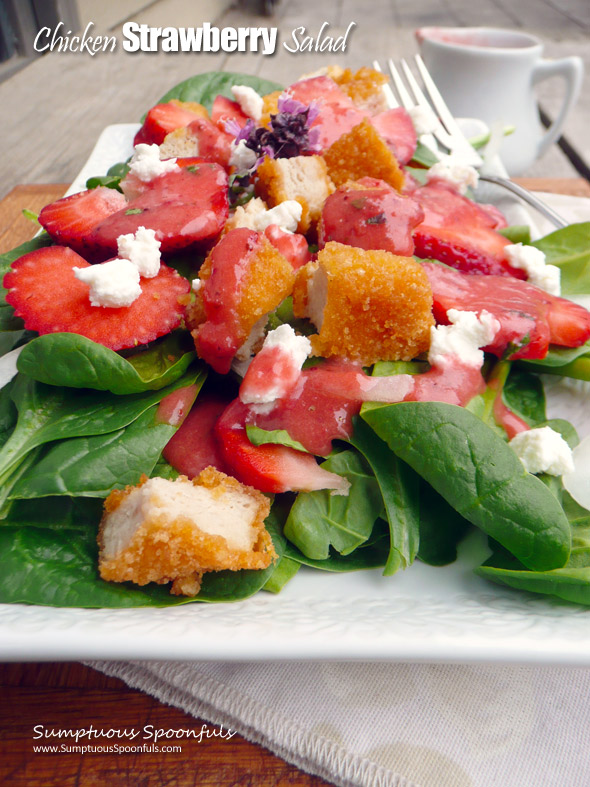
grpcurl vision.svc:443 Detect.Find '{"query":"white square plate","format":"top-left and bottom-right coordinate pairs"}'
top-left (2, 125), bottom-right (590, 664)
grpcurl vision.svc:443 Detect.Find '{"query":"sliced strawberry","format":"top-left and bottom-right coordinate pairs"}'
top-left (413, 183), bottom-right (522, 277)
top-left (38, 187), bottom-right (126, 257)
top-left (264, 225), bottom-right (311, 270)
top-left (319, 177), bottom-right (424, 256)
top-left (4, 246), bottom-right (190, 351)
top-left (156, 384), bottom-right (200, 427)
top-left (134, 100), bottom-right (208, 146)
top-left (121, 157), bottom-right (208, 201)
top-left (89, 164), bottom-right (229, 258)
top-left (183, 117), bottom-right (233, 167)
top-left (163, 389), bottom-right (234, 477)
top-left (215, 398), bottom-right (350, 494)
top-left (371, 108), bottom-right (417, 166)
top-left (423, 261), bottom-right (590, 359)
top-left (211, 95), bottom-right (249, 131)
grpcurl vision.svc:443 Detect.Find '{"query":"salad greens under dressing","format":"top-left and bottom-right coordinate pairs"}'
top-left (2, 72), bottom-right (590, 609)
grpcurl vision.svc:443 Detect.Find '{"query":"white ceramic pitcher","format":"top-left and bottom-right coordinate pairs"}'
top-left (416, 27), bottom-right (584, 175)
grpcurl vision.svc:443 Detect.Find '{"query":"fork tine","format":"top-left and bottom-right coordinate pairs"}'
top-left (387, 58), bottom-right (414, 111)
top-left (414, 55), bottom-right (482, 165)
top-left (372, 60), bottom-right (399, 109)
top-left (399, 59), bottom-right (455, 149)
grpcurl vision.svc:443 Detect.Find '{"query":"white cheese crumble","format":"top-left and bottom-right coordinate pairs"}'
top-left (74, 260), bottom-right (141, 308)
top-left (191, 278), bottom-right (202, 293)
top-left (116, 226), bottom-right (161, 278)
top-left (241, 324), bottom-right (311, 405)
top-left (504, 243), bottom-right (561, 296)
top-left (128, 143), bottom-right (179, 182)
top-left (229, 139), bottom-right (258, 171)
top-left (231, 85), bottom-right (264, 122)
top-left (429, 309), bottom-right (500, 368)
top-left (509, 426), bottom-right (575, 476)
top-left (427, 155), bottom-right (479, 195)
top-left (409, 105), bottom-right (438, 136)
top-left (233, 199), bottom-right (302, 234)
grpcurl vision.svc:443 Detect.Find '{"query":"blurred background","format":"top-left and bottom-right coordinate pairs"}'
top-left (0, 0), bottom-right (588, 197)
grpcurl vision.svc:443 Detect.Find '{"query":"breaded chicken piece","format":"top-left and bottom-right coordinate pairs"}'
top-left (98, 467), bottom-right (275, 596)
top-left (259, 90), bottom-right (282, 128)
top-left (187, 228), bottom-right (295, 373)
top-left (293, 241), bottom-right (433, 364)
top-left (225, 198), bottom-right (269, 232)
top-left (323, 119), bottom-right (405, 191)
top-left (330, 67), bottom-right (388, 115)
top-left (256, 155), bottom-right (334, 233)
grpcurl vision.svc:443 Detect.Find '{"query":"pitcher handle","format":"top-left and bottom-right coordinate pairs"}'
top-left (532, 56), bottom-right (584, 159)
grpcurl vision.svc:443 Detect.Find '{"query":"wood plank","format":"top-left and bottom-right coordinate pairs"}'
top-left (0, 662), bottom-right (330, 787)
top-left (0, 184), bottom-right (69, 254)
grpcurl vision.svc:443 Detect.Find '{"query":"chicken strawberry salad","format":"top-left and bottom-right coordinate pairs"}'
top-left (2, 67), bottom-right (590, 609)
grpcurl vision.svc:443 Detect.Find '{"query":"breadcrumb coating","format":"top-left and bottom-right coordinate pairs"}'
top-left (260, 90), bottom-right (282, 127)
top-left (293, 241), bottom-right (433, 364)
top-left (98, 468), bottom-right (275, 596)
top-left (323, 119), bottom-right (405, 191)
top-left (256, 155), bottom-right (334, 233)
top-left (331, 67), bottom-right (388, 115)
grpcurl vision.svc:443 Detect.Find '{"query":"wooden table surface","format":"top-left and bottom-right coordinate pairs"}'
top-left (1, 177), bottom-right (589, 786)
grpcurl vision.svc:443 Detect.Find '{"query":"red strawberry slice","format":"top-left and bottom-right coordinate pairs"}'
top-left (163, 389), bottom-right (235, 477)
top-left (412, 182), bottom-right (522, 277)
top-left (134, 100), bottom-right (207, 146)
top-left (423, 261), bottom-right (590, 359)
top-left (319, 177), bottom-right (424, 256)
top-left (38, 187), bottom-right (127, 257)
top-left (371, 108), bottom-right (417, 166)
top-left (215, 398), bottom-right (350, 494)
top-left (89, 164), bottom-right (229, 258)
top-left (121, 157), bottom-right (209, 201)
top-left (264, 225), bottom-right (310, 270)
top-left (4, 246), bottom-right (190, 351)
top-left (183, 117), bottom-right (233, 167)
top-left (211, 95), bottom-right (249, 131)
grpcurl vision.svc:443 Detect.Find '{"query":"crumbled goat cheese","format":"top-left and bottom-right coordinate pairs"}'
top-left (427, 155), bottom-right (479, 195)
top-left (253, 201), bottom-right (302, 233)
top-left (191, 278), bottom-right (202, 293)
top-left (409, 105), bottom-right (439, 136)
top-left (263, 323), bottom-right (311, 368)
top-left (509, 426), bottom-right (575, 476)
top-left (116, 226), bottom-right (161, 278)
top-left (235, 314), bottom-right (268, 362)
top-left (128, 143), bottom-right (179, 182)
top-left (428, 309), bottom-right (500, 368)
top-left (229, 139), bottom-right (258, 171)
top-left (505, 243), bottom-right (561, 296)
top-left (231, 85), bottom-right (264, 122)
top-left (74, 259), bottom-right (141, 308)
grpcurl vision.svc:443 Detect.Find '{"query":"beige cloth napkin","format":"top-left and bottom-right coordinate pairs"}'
top-left (90, 193), bottom-right (590, 787)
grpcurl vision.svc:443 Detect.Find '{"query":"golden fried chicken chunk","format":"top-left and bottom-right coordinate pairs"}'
top-left (293, 241), bottom-right (433, 364)
top-left (98, 468), bottom-right (275, 596)
top-left (323, 119), bottom-right (405, 191)
top-left (187, 228), bottom-right (295, 373)
top-left (330, 67), bottom-right (388, 115)
top-left (256, 155), bottom-right (334, 233)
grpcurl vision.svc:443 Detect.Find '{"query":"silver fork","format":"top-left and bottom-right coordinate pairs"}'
top-left (375, 56), bottom-right (568, 229)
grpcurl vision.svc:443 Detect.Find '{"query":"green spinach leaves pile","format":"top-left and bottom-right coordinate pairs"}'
top-left (1, 72), bottom-right (590, 608)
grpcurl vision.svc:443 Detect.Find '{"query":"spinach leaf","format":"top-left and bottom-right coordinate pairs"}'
top-left (246, 424), bottom-right (309, 453)
top-left (411, 142), bottom-right (439, 168)
top-left (416, 480), bottom-right (470, 566)
top-left (348, 417), bottom-right (420, 574)
top-left (283, 450), bottom-right (383, 560)
top-left (86, 161), bottom-right (130, 191)
top-left (283, 529), bottom-right (390, 572)
top-left (533, 222), bottom-right (590, 296)
top-left (18, 332), bottom-right (197, 394)
top-left (0, 233), bottom-right (54, 331)
top-left (0, 369), bottom-right (204, 487)
top-left (0, 496), bottom-right (104, 531)
top-left (520, 348), bottom-right (590, 380)
top-left (362, 401), bottom-right (571, 572)
top-left (0, 329), bottom-right (25, 358)
top-left (497, 225), bottom-right (531, 244)
top-left (503, 367), bottom-right (546, 425)
top-left (262, 555), bottom-right (301, 593)
top-left (0, 502), bottom-right (285, 607)
top-left (155, 72), bottom-right (283, 112)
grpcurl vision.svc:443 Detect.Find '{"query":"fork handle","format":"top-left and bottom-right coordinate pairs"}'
top-left (479, 175), bottom-right (568, 229)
